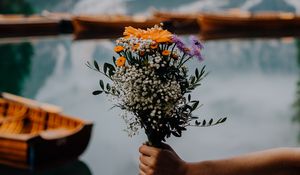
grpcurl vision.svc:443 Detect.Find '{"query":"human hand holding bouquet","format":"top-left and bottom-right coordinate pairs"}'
top-left (87, 25), bottom-right (226, 147)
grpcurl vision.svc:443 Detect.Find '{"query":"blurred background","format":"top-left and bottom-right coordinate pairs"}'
top-left (1, 0), bottom-right (300, 174)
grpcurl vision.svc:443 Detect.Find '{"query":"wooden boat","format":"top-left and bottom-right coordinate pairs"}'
top-left (0, 14), bottom-right (73, 38)
top-left (72, 15), bottom-right (163, 40)
top-left (0, 93), bottom-right (93, 170)
top-left (199, 12), bottom-right (300, 40)
top-left (153, 11), bottom-right (201, 34)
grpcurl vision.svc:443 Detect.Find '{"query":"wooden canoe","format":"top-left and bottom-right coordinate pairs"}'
top-left (153, 11), bottom-right (200, 34)
top-left (72, 15), bottom-right (163, 40)
top-left (0, 14), bottom-right (73, 38)
top-left (199, 12), bottom-right (300, 40)
top-left (0, 93), bottom-right (93, 170)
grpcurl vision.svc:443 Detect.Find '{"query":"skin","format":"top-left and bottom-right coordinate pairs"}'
top-left (139, 144), bottom-right (300, 175)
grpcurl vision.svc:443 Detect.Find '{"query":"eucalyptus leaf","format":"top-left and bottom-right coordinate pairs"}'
top-left (191, 101), bottom-right (199, 111)
top-left (94, 60), bottom-right (100, 71)
top-left (195, 68), bottom-right (199, 78)
top-left (99, 80), bottom-right (104, 89)
top-left (92, 90), bottom-right (103, 95)
top-left (106, 83), bottom-right (111, 91)
top-left (202, 120), bottom-right (206, 126)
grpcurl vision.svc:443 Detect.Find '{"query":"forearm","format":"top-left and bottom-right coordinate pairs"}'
top-left (185, 148), bottom-right (300, 175)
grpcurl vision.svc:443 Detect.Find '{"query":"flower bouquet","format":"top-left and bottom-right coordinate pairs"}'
top-left (87, 25), bottom-right (226, 147)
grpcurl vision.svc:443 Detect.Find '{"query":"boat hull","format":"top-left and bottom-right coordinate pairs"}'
top-left (72, 16), bottom-right (162, 40)
top-left (0, 93), bottom-right (93, 169)
top-left (199, 13), bottom-right (300, 40)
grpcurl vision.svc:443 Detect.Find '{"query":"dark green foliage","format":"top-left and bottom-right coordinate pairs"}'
top-left (0, 0), bottom-right (34, 15)
top-left (0, 43), bottom-right (33, 95)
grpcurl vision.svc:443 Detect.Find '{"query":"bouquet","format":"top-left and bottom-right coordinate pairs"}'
top-left (87, 25), bottom-right (226, 147)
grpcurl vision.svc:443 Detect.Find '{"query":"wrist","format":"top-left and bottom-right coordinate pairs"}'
top-left (180, 161), bottom-right (189, 175)
top-left (184, 160), bottom-right (214, 175)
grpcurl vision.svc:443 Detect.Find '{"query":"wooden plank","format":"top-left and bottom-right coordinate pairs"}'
top-left (1, 93), bottom-right (62, 113)
top-left (0, 147), bottom-right (27, 157)
top-left (0, 139), bottom-right (28, 150)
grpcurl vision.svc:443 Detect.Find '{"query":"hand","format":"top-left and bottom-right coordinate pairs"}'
top-left (139, 143), bottom-right (187, 175)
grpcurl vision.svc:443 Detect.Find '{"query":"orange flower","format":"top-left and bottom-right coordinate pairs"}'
top-left (139, 51), bottom-right (145, 56)
top-left (171, 53), bottom-right (179, 59)
top-left (115, 56), bottom-right (126, 67)
top-left (132, 43), bottom-right (140, 50)
top-left (124, 26), bottom-right (143, 38)
top-left (150, 42), bottom-right (158, 49)
top-left (147, 29), bottom-right (172, 43)
top-left (114, 45), bottom-right (124, 53)
top-left (123, 26), bottom-right (172, 43)
top-left (162, 50), bottom-right (170, 56)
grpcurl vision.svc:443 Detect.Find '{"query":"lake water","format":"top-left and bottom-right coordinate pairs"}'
top-left (1, 0), bottom-right (300, 174)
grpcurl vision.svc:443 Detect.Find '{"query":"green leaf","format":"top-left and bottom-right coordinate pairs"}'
top-left (94, 60), bottom-right (100, 71)
top-left (99, 80), bottom-right (104, 90)
top-left (106, 83), bottom-right (111, 91)
top-left (202, 120), bottom-right (206, 126)
top-left (191, 116), bottom-right (199, 119)
top-left (92, 90), bottom-right (103, 95)
top-left (172, 131), bottom-right (181, 137)
top-left (103, 63), bottom-right (108, 75)
top-left (113, 56), bottom-right (117, 66)
top-left (107, 63), bottom-right (116, 76)
top-left (86, 61), bottom-right (91, 67)
top-left (191, 101), bottom-right (199, 111)
top-left (190, 76), bottom-right (196, 84)
top-left (200, 66), bottom-right (206, 76)
top-left (220, 117), bottom-right (227, 123)
top-left (195, 68), bottom-right (199, 78)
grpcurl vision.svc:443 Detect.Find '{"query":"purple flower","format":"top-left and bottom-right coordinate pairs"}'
top-left (191, 45), bottom-right (204, 61)
top-left (189, 35), bottom-right (204, 50)
top-left (189, 35), bottom-right (204, 61)
top-left (172, 35), bottom-right (188, 53)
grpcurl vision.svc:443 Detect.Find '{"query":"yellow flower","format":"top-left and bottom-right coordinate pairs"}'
top-left (114, 46), bottom-right (124, 53)
top-left (162, 50), bottom-right (170, 56)
top-left (116, 56), bottom-right (126, 67)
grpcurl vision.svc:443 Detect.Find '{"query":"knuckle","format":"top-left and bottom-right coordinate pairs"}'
top-left (148, 169), bottom-right (155, 175)
top-left (139, 145), bottom-right (144, 153)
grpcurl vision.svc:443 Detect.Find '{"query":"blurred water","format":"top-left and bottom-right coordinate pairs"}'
top-left (1, 0), bottom-right (300, 174)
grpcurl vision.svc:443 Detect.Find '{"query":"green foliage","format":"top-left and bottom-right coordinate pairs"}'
top-left (0, 0), bottom-right (34, 15)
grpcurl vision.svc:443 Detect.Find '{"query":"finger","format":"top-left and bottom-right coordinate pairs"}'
top-left (140, 154), bottom-right (155, 167)
top-left (139, 163), bottom-right (148, 173)
top-left (139, 145), bottom-right (160, 157)
top-left (139, 170), bottom-right (146, 175)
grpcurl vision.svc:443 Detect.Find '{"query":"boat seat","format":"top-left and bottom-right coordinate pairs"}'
top-left (0, 116), bottom-right (24, 134)
top-left (47, 113), bottom-right (82, 130)
top-left (27, 108), bottom-right (47, 134)
top-left (6, 101), bottom-right (28, 118)
top-left (40, 128), bottom-right (73, 139)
